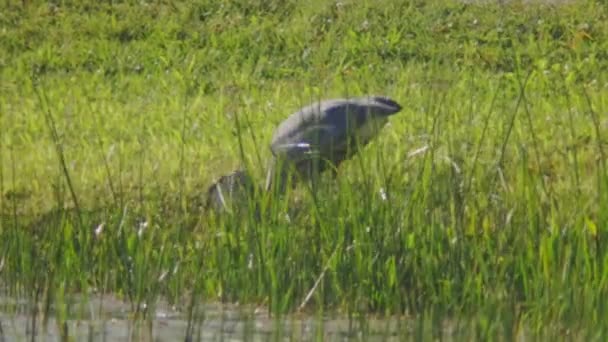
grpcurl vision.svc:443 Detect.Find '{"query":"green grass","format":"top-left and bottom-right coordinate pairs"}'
top-left (1, 0), bottom-right (608, 339)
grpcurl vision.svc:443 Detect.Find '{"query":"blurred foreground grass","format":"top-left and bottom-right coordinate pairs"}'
top-left (1, 0), bottom-right (608, 339)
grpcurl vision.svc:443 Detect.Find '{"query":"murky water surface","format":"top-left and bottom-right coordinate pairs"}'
top-left (0, 295), bottom-right (416, 341)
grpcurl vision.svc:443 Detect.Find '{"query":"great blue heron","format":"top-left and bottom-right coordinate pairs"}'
top-left (265, 95), bottom-right (402, 191)
top-left (206, 95), bottom-right (402, 214)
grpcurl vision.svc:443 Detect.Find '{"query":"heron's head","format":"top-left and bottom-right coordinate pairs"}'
top-left (340, 95), bottom-right (401, 145)
top-left (358, 95), bottom-right (402, 117)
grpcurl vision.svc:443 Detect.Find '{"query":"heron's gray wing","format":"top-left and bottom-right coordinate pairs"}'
top-left (270, 142), bottom-right (315, 165)
top-left (271, 124), bottom-right (341, 161)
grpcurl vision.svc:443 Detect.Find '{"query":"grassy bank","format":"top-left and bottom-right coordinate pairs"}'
top-left (1, 0), bottom-right (608, 339)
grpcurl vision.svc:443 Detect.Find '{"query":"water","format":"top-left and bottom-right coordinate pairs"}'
top-left (0, 295), bottom-right (412, 341)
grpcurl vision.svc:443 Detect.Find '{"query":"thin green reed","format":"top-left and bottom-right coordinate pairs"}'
top-left (31, 78), bottom-right (83, 236)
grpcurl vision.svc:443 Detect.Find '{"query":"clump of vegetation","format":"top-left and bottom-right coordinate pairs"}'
top-left (1, 0), bottom-right (607, 339)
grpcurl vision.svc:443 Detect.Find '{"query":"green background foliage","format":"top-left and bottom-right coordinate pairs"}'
top-left (1, 0), bottom-right (607, 339)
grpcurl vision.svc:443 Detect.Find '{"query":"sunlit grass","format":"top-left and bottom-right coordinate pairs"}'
top-left (1, 0), bottom-right (608, 340)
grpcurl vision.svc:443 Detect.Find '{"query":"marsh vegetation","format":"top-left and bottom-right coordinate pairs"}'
top-left (1, 0), bottom-right (607, 340)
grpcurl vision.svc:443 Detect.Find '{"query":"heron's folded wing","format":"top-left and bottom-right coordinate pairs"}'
top-left (271, 124), bottom-right (345, 161)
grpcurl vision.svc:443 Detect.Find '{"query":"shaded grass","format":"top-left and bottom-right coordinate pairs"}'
top-left (1, 0), bottom-right (608, 339)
